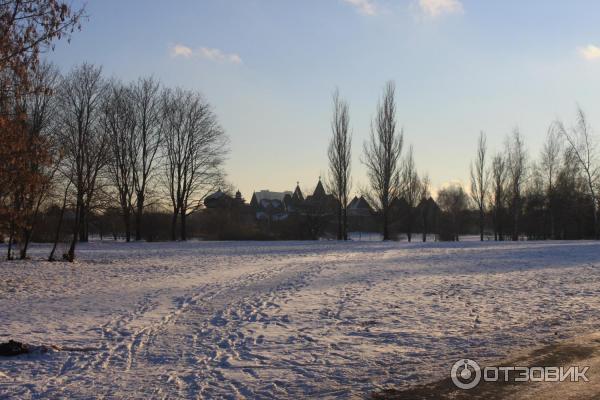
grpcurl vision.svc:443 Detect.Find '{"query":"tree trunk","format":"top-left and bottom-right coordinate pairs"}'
top-left (342, 207), bottom-right (348, 240)
top-left (550, 208), bottom-right (555, 240)
top-left (512, 197), bottom-right (519, 241)
top-left (121, 197), bottom-right (131, 242)
top-left (498, 209), bottom-right (504, 241)
top-left (78, 205), bottom-right (86, 242)
top-left (180, 209), bottom-right (187, 241)
top-left (84, 213), bottom-right (90, 242)
top-left (124, 209), bottom-right (131, 242)
top-left (407, 212), bottom-right (412, 242)
top-left (171, 209), bottom-right (178, 241)
top-left (479, 209), bottom-right (484, 241)
top-left (382, 209), bottom-right (389, 241)
top-left (337, 203), bottom-right (342, 240)
top-left (67, 194), bottom-right (82, 262)
top-left (49, 189), bottom-right (69, 262)
top-left (493, 209), bottom-right (499, 241)
top-left (7, 222), bottom-right (15, 261)
top-left (135, 192), bottom-right (144, 241)
top-left (422, 210), bottom-right (427, 242)
top-left (593, 206), bottom-right (598, 240)
top-left (19, 228), bottom-right (32, 259)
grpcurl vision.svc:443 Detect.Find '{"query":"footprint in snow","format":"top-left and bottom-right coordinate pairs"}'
top-left (211, 314), bottom-right (228, 327)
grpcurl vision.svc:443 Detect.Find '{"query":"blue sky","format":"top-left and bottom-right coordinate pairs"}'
top-left (47, 0), bottom-right (600, 198)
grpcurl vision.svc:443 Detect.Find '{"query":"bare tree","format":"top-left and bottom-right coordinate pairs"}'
top-left (363, 81), bottom-right (403, 241)
top-left (470, 131), bottom-right (490, 241)
top-left (437, 184), bottom-right (470, 241)
top-left (401, 145), bottom-right (422, 242)
top-left (327, 89), bottom-right (351, 240)
top-left (130, 77), bottom-right (162, 241)
top-left (56, 63), bottom-right (107, 261)
top-left (540, 123), bottom-right (562, 239)
top-left (490, 152), bottom-right (507, 241)
top-left (506, 129), bottom-right (527, 241)
top-left (16, 63), bottom-right (61, 259)
top-left (162, 88), bottom-right (228, 241)
top-left (558, 107), bottom-right (599, 239)
top-left (102, 81), bottom-right (136, 242)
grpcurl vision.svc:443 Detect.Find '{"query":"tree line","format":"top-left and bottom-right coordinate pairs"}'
top-left (3, 1), bottom-right (599, 261)
top-left (2, 63), bottom-right (229, 261)
top-left (327, 82), bottom-right (600, 242)
top-left (469, 110), bottom-right (599, 242)
top-left (328, 81), bottom-right (441, 241)
top-left (0, 1), bottom-right (229, 261)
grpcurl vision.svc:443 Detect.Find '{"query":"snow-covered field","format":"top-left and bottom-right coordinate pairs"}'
top-left (1, 240), bottom-right (600, 399)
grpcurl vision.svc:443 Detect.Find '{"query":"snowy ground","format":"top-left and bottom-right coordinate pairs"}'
top-left (1, 240), bottom-right (600, 399)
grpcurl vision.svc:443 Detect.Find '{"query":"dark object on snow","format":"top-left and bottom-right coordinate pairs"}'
top-left (0, 340), bottom-right (30, 356)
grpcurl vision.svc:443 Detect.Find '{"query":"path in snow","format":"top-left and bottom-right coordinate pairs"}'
top-left (1, 241), bottom-right (600, 398)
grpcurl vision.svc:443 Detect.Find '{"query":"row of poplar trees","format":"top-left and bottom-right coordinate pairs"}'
top-left (327, 81), bottom-right (431, 241)
top-left (328, 81), bottom-right (599, 242)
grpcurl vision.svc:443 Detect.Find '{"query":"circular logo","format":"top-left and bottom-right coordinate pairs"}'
top-left (451, 359), bottom-right (481, 389)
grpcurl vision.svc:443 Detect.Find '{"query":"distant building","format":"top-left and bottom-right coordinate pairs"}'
top-left (347, 196), bottom-right (373, 217)
top-left (250, 179), bottom-right (338, 221)
top-left (250, 190), bottom-right (292, 221)
top-left (346, 195), bottom-right (376, 233)
top-left (286, 184), bottom-right (305, 213)
top-left (204, 189), bottom-right (245, 209)
top-left (302, 179), bottom-right (337, 217)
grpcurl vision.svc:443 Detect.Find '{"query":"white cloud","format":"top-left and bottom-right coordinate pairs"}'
top-left (418, 0), bottom-right (463, 18)
top-left (579, 44), bottom-right (600, 61)
top-left (199, 47), bottom-right (243, 64)
top-left (171, 44), bottom-right (193, 58)
top-left (342, 0), bottom-right (376, 16)
top-left (169, 44), bottom-right (242, 64)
